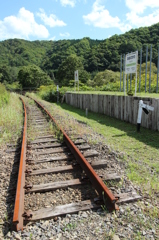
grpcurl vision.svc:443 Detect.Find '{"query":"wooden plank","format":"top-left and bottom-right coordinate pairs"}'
top-left (124, 96), bottom-right (127, 121)
top-left (129, 96), bottom-right (133, 124)
top-left (30, 165), bottom-right (74, 175)
top-left (33, 145), bottom-right (90, 155)
top-left (83, 150), bottom-right (99, 158)
top-left (118, 96), bottom-right (121, 120)
top-left (77, 144), bottom-right (91, 150)
top-left (26, 179), bottom-right (83, 193)
top-left (116, 191), bottom-right (141, 204)
top-left (29, 160), bottom-right (108, 175)
top-left (28, 143), bottom-right (64, 149)
top-left (157, 99), bottom-right (159, 131)
top-left (103, 95), bottom-right (108, 115)
top-left (74, 139), bottom-right (87, 144)
top-left (36, 135), bottom-right (55, 139)
top-left (29, 138), bottom-right (58, 144)
top-left (152, 99), bottom-right (157, 130)
top-left (28, 200), bottom-right (101, 221)
top-left (111, 95), bottom-right (114, 117)
top-left (29, 150), bottom-right (98, 163)
top-left (6, 147), bottom-right (20, 153)
top-left (29, 155), bottom-right (74, 163)
top-left (35, 119), bottom-right (46, 122)
top-left (98, 95), bottom-right (104, 114)
top-left (114, 96), bottom-right (118, 119)
top-left (26, 174), bottom-right (121, 193)
top-left (34, 147), bottom-right (69, 155)
top-left (133, 99), bottom-right (138, 124)
top-left (121, 96), bottom-right (124, 120)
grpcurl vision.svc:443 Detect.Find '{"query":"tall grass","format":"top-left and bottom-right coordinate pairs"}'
top-left (0, 92), bottom-right (23, 146)
top-left (0, 83), bottom-right (10, 107)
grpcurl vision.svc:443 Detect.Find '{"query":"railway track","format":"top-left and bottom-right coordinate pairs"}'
top-left (12, 97), bottom-right (141, 231)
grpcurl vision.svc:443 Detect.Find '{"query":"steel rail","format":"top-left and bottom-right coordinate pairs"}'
top-left (33, 98), bottom-right (119, 210)
top-left (13, 97), bottom-right (27, 230)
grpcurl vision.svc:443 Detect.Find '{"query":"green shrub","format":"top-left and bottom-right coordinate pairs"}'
top-left (37, 85), bottom-right (70, 102)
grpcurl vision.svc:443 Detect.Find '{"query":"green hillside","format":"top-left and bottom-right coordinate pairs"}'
top-left (0, 22), bottom-right (159, 89)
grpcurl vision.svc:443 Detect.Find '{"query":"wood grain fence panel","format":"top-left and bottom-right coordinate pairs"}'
top-left (157, 99), bottom-right (159, 131)
top-left (104, 95), bottom-right (108, 115)
top-left (65, 93), bottom-right (159, 131)
top-left (98, 95), bottom-right (104, 114)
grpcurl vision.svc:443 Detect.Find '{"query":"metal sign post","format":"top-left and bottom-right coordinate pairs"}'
top-left (125, 51), bottom-right (138, 96)
top-left (74, 70), bottom-right (79, 92)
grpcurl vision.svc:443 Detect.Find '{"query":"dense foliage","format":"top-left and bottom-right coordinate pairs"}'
top-left (18, 65), bottom-right (52, 89)
top-left (0, 23), bottom-right (159, 90)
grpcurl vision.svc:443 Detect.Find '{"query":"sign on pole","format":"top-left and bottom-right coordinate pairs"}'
top-left (74, 70), bottom-right (79, 91)
top-left (125, 51), bottom-right (138, 96)
top-left (75, 70), bottom-right (78, 82)
top-left (125, 51), bottom-right (138, 74)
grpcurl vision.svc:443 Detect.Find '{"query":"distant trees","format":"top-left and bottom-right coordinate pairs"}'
top-left (18, 65), bottom-right (52, 89)
top-left (0, 65), bottom-right (19, 83)
top-left (56, 54), bottom-right (90, 86)
top-left (1, 22), bottom-right (159, 88)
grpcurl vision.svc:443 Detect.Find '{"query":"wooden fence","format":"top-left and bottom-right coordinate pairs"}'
top-left (65, 93), bottom-right (159, 131)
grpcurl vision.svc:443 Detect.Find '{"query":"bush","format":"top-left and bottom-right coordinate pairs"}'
top-left (37, 85), bottom-right (71, 102)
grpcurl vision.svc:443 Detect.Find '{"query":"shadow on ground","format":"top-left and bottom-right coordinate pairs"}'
top-left (59, 103), bottom-right (159, 150)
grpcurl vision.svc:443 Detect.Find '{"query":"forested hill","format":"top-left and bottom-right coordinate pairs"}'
top-left (0, 22), bottom-right (159, 87)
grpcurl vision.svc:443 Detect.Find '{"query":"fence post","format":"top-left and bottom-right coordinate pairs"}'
top-left (139, 48), bottom-right (142, 92)
top-left (120, 55), bottom-right (122, 92)
top-left (123, 54), bottom-right (125, 92)
top-left (145, 45), bottom-right (148, 92)
top-left (149, 45), bottom-right (152, 93)
top-left (157, 45), bottom-right (159, 93)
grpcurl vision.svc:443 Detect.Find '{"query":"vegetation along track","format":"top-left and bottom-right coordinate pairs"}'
top-left (13, 97), bottom-right (141, 231)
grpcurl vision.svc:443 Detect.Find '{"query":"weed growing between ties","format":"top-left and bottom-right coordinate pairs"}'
top-left (0, 92), bottom-right (23, 146)
top-left (49, 120), bottom-right (63, 142)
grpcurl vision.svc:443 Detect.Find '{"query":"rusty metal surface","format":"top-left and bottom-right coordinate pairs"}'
top-left (33, 98), bottom-right (119, 210)
top-left (13, 97), bottom-right (27, 230)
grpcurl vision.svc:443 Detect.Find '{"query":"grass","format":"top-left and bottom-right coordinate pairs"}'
top-left (0, 93), bottom-right (23, 146)
top-left (29, 92), bottom-right (159, 227)
top-left (44, 102), bottom-right (159, 199)
top-left (0, 83), bottom-right (10, 107)
top-left (68, 90), bottom-right (159, 98)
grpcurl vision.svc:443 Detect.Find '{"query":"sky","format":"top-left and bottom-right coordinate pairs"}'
top-left (0, 0), bottom-right (159, 41)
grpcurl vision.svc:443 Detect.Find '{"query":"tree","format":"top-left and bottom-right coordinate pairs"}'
top-left (56, 54), bottom-right (89, 86)
top-left (18, 65), bottom-right (52, 89)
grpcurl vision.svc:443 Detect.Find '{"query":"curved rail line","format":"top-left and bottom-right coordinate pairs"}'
top-left (33, 98), bottom-right (119, 209)
top-left (13, 97), bottom-right (118, 230)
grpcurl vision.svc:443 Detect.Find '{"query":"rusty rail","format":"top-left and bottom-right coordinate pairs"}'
top-left (13, 97), bottom-right (27, 231)
top-left (33, 98), bottom-right (119, 210)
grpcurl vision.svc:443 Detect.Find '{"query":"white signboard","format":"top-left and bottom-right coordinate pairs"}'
top-left (125, 51), bottom-right (138, 74)
top-left (74, 70), bottom-right (78, 82)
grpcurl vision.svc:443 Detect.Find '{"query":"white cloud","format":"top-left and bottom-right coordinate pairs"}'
top-left (125, 0), bottom-right (159, 28)
top-left (125, 0), bottom-right (159, 14)
top-left (49, 36), bottom-right (56, 40)
top-left (83, 0), bottom-right (121, 28)
top-left (0, 7), bottom-right (49, 40)
top-left (60, 0), bottom-right (76, 7)
top-left (83, 0), bottom-right (159, 33)
top-left (126, 9), bottom-right (159, 27)
top-left (60, 32), bottom-right (70, 37)
top-left (37, 9), bottom-right (66, 27)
